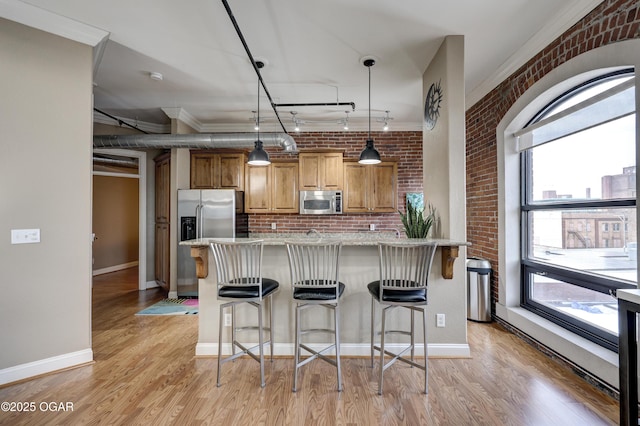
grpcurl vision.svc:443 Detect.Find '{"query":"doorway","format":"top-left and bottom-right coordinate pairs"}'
top-left (92, 148), bottom-right (147, 290)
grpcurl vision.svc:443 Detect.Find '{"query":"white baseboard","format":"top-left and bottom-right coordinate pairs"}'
top-left (93, 261), bottom-right (139, 276)
top-left (168, 291), bottom-right (178, 299)
top-left (0, 349), bottom-right (93, 386)
top-left (146, 280), bottom-right (159, 289)
top-left (196, 342), bottom-right (470, 358)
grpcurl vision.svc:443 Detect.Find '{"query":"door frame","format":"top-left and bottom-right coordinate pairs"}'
top-left (92, 148), bottom-right (147, 291)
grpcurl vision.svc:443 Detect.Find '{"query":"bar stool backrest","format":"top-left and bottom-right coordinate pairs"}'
top-left (286, 240), bottom-right (342, 298)
top-left (378, 242), bottom-right (438, 292)
top-left (210, 239), bottom-right (265, 292)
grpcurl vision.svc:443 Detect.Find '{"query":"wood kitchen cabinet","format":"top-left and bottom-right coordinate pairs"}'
top-left (154, 222), bottom-right (170, 291)
top-left (154, 152), bottom-right (171, 291)
top-left (343, 161), bottom-right (397, 213)
top-left (245, 161), bottom-right (299, 213)
top-left (190, 151), bottom-right (245, 190)
top-left (155, 153), bottom-right (171, 223)
top-left (298, 151), bottom-right (343, 190)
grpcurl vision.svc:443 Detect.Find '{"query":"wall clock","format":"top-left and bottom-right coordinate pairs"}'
top-left (424, 80), bottom-right (443, 130)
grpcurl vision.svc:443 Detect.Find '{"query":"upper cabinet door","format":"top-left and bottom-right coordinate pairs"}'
top-left (190, 151), bottom-right (245, 190)
top-left (245, 161), bottom-right (299, 213)
top-left (343, 162), bottom-right (368, 213)
top-left (298, 154), bottom-right (320, 190)
top-left (218, 153), bottom-right (245, 190)
top-left (343, 161), bottom-right (397, 213)
top-left (245, 164), bottom-right (271, 213)
top-left (271, 162), bottom-right (299, 213)
top-left (370, 162), bottom-right (397, 212)
top-left (298, 152), bottom-right (343, 190)
top-left (190, 153), bottom-right (215, 189)
top-left (321, 152), bottom-right (344, 190)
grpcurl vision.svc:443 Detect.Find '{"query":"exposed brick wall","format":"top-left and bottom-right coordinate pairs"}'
top-left (250, 131), bottom-right (423, 233)
top-left (465, 0), bottom-right (640, 314)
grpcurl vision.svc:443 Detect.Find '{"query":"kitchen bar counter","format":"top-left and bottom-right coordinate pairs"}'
top-left (182, 233), bottom-right (471, 359)
top-left (181, 232), bottom-right (469, 279)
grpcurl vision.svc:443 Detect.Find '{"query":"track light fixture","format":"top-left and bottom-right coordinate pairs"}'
top-left (248, 61), bottom-right (270, 166)
top-left (382, 110), bottom-right (390, 131)
top-left (359, 58), bottom-right (381, 165)
top-left (252, 111), bottom-right (260, 131)
top-left (291, 111), bottom-right (301, 132)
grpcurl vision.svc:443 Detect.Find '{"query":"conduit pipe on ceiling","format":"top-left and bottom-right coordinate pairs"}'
top-left (92, 132), bottom-right (297, 152)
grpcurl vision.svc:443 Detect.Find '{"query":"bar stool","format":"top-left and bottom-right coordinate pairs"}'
top-left (210, 239), bottom-right (279, 388)
top-left (285, 240), bottom-right (344, 392)
top-left (367, 242), bottom-right (438, 395)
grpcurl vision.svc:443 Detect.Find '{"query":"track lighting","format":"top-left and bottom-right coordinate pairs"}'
top-left (382, 110), bottom-right (390, 131)
top-left (291, 111), bottom-right (301, 132)
top-left (252, 111), bottom-right (260, 131)
top-left (359, 58), bottom-right (381, 165)
top-left (342, 111), bottom-right (350, 130)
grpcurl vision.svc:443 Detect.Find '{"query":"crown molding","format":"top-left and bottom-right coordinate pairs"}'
top-left (161, 107), bottom-right (202, 132)
top-left (0, 0), bottom-right (109, 46)
top-left (465, 0), bottom-right (603, 109)
top-left (93, 111), bottom-right (170, 134)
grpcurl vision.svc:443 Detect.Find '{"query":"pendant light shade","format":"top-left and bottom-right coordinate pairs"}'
top-left (359, 58), bottom-right (381, 165)
top-left (248, 61), bottom-right (271, 166)
top-left (248, 140), bottom-right (270, 165)
top-left (359, 139), bottom-right (380, 164)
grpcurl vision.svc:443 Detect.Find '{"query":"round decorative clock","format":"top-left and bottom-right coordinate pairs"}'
top-left (424, 80), bottom-right (443, 130)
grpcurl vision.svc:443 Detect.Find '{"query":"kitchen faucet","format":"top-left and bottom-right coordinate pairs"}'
top-left (306, 228), bottom-right (321, 237)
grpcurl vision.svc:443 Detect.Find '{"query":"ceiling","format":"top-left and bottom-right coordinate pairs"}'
top-left (18, 0), bottom-right (601, 133)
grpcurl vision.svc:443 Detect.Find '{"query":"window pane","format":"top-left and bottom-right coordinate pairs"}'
top-left (542, 75), bottom-right (633, 118)
top-left (528, 115), bottom-right (635, 202)
top-left (529, 274), bottom-right (618, 334)
top-left (528, 207), bottom-right (637, 283)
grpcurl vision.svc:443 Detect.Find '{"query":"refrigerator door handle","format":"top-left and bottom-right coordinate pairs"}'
top-left (195, 204), bottom-right (201, 239)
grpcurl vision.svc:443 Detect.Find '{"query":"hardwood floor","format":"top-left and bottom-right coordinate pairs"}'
top-left (0, 267), bottom-right (619, 425)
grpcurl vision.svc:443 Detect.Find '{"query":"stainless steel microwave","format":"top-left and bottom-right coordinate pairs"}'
top-left (299, 190), bottom-right (342, 215)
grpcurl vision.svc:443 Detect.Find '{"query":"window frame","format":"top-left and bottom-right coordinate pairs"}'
top-left (519, 69), bottom-right (636, 352)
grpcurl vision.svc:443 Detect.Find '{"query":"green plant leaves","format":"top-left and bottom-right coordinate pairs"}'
top-left (399, 202), bottom-right (435, 238)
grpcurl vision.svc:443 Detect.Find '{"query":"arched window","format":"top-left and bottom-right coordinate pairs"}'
top-left (518, 69), bottom-right (636, 351)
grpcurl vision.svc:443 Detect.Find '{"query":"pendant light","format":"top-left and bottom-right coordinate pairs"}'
top-left (248, 61), bottom-right (270, 166)
top-left (358, 58), bottom-right (381, 165)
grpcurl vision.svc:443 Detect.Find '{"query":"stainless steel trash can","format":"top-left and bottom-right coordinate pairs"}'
top-left (467, 258), bottom-right (492, 322)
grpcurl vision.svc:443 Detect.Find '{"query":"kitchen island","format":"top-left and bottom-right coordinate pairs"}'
top-left (181, 233), bottom-right (470, 358)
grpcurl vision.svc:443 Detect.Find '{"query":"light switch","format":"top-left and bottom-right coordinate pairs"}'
top-left (11, 229), bottom-right (41, 244)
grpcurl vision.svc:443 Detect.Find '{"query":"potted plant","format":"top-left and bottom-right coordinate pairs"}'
top-left (399, 201), bottom-right (436, 239)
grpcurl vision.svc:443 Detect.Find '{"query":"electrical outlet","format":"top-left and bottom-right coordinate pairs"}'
top-left (224, 313), bottom-right (232, 327)
top-left (370, 224), bottom-right (376, 231)
top-left (271, 222), bottom-right (277, 230)
top-left (436, 313), bottom-right (445, 328)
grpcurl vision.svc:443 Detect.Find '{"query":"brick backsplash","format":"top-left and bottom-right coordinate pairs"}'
top-left (465, 0), bottom-right (640, 315)
top-left (249, 131), bottom-right (422, 234)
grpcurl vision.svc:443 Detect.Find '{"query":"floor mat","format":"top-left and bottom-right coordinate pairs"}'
top-left (135, 298), bottom-right (198, 315)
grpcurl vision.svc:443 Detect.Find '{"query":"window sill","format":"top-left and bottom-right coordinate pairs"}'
top-left (496, 304), bottom-right (619, 390)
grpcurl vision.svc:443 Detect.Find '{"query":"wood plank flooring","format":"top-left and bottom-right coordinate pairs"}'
top-left (0, 267), bottom-right (619, 425)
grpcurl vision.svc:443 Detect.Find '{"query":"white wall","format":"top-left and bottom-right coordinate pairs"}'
top-left (0, 18), bottom-right (94, 383)
top-left (422, 35), bottom-right (468, 347)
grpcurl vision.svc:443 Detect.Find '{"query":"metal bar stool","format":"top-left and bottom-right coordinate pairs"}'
top-left (285, 240), bottom-right (344, 392)
top-left (367, 242), bottom-right (438, 395)
top-left (210, 239), bottom-right (279, 388)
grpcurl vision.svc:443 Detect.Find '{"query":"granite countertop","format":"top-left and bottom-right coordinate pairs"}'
top-left (179, 232), bottom-right (469, 247)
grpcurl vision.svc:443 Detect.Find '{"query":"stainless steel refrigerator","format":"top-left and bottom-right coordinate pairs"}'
top-left (177, 189), bottom-right (248, 297)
